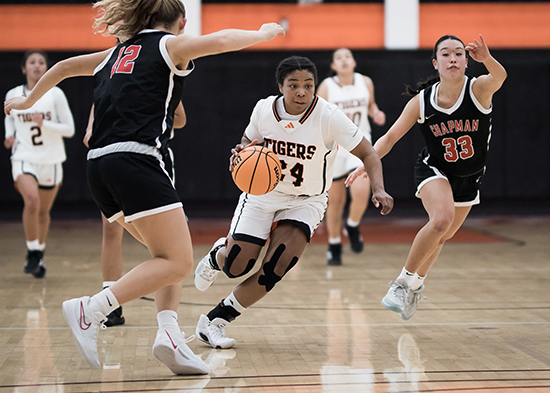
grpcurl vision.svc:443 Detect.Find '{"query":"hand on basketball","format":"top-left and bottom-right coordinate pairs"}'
top-left (4, 96), bottom-right (30, 115)
top-left (466, 35), bottom-right (490, 63)
top-left (229, 139), bottom-right (258, 171)
top-left (371, 190), bottom-right (394, 216)
top-left (344, 165), bottom-right (368, 187)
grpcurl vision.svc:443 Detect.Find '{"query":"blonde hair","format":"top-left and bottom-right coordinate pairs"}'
top-left (93, 0), bottom-right (186, 42)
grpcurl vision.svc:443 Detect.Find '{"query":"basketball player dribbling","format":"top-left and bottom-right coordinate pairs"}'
top-left (193, 56), bottom-right (393, 349)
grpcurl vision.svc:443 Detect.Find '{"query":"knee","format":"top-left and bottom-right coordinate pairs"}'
top-left (23, 195), bottom-right (40, 214)
top-left (430, 212), bottom-right (454, 234)
top-left (222, 244), bottom-right (256, 278)
top-left (172, 258), bottom-right (193, 281)
top-left (258, 244), bottom-right (299, 292)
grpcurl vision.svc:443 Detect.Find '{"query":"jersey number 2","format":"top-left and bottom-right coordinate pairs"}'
top-left (442, 136), bottom-right (474, 162)
top-left (111, 45), bottom-right (142, 78)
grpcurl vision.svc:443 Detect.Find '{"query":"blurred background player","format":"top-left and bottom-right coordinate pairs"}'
top-left (317, 48), bottom-right (385, 265)
top-left (3, 50), bottom-right (75, 278)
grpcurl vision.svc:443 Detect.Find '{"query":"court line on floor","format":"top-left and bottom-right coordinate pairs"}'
top-left (1, 320), bottom-right (549, 331)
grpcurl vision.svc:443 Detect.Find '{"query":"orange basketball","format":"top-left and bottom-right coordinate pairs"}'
top-left (231, 146), bottom-right (282, 195)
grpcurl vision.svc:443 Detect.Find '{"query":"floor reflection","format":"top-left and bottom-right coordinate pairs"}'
top-left (320, 289), bottom-right (374, 392)
top-left (17, 287), bottom-right (64, 393)
top-left (383, 333), bottom-right (426, 392)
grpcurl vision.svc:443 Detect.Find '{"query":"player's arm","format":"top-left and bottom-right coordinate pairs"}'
top-left (345, 95), bottom-right (419, 187)
top-left (42, 89), bottom-right (75, 138)
top-left (374, 95), bottom-right (419, 159)
top-left (173, 102), bottom-right (186, 129)
top-left (349, 138), bottom-right (393, 215)
top-left (5, 49), bottom-right (113, 115)
top-left (167, 23), bottom-right (285, 70)
top-left (467, 35), bottom-right (507, 108)
top-left (363, 75), bottom-right (385, 126)
top-left (83, 104), bottom-right (94, 148)
top-left (4, 91), bottom-right (16, 149)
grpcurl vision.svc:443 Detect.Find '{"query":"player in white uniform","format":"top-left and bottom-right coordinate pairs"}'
top-left (4, 50), bottom-right (75, 278)
top-left (317, 48), bottom-right (385, 265)
top-left (193, 56), bottom-right (393, 349)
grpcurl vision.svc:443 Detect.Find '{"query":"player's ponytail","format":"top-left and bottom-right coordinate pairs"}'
top-left (93, 0), bottom-right (185, 42)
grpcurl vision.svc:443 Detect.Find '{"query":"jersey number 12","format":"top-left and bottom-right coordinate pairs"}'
top-left (111, 45), bottom-right (142, 78)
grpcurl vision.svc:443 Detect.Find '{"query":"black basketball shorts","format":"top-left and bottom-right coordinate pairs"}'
top-left (87, 152), bottom-right (182, 222)
top-left (414, 150), bottom-right (485, 206)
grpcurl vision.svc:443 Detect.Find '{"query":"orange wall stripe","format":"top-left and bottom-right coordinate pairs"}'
top-left (201, 4), bottom-right (384, 50)
top-left (0, 3), bottom-right (549, 52)
top-left (420, 3), bottom-right (550, 49)
top-left (0, 4), bottom-right (116, 51)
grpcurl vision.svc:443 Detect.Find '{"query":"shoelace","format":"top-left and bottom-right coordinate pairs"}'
top-left (200, 265), bottom-right (218, 280)
top-left (208, 321), bottom-right (227, 340)
top-left (388, 280), bottom-right (407, 299)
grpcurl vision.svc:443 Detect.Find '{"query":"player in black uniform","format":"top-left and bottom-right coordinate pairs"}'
top-left (5, 0), bottom-right (285, 374)
top-left (83, 101), bottom-right (186, 328)
top-left (347, 34), bottom-right (506, 320)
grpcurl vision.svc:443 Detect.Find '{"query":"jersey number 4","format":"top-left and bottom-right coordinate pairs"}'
top-left (111, 45), bottom-right (142, 78)
top-left (442, 136), bottom-right (474, 162)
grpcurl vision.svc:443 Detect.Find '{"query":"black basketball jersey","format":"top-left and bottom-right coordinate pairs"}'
top-left (418, 76), bottom-right (492, 177)
top-left (90, 30), bottom-right (192, 149)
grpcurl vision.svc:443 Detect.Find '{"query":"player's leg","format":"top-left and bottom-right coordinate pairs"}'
top-left (15, 173), bottom-right (43, 276)
top-left (346, 174), bottom-right (370, 253)
top-left (100, 214), bottom-right (125, 327)
top-left (325, 180), bottom-right (346, 265)
top-left (197, 222), bottom-right (308, 349)
top-left (382, 178), bottom-right (455, 314)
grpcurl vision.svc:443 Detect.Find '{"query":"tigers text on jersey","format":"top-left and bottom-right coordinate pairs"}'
top-left (244, 95), bottom-right (363, 196)
top-left (323, 72), bottom-right (371, 140)
top-left (4, 85), bottom-right (74, 164)
top-left (90, 30), bottom-right (192, 150)
top-left (418, 76), bottom-right (492, 177)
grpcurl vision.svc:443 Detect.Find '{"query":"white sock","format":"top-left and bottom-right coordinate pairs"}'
top-left (223, 291), bottom-right (246, 313)
top-left (103, 281), bottom-right (116, 289)
top-left (411, 273), bottom-right (426, 291)
top-left (397, 267), bottom-right (416, 288)
top-left (89, 288), bottom-right (119, 317)
top-left (37, 242), bottom-right (46, 251)
top-left (157, 309), bottom-right (179, 332)
top-left (26, 239), bottom-right (40, 250)
top-left (346, 218), bottom-right (360, 227)
top-left (328, 237), bottom-right (341, 245)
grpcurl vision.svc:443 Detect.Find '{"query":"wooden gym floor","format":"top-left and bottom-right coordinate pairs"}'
top-left (0, 214), bottom-right (549, 392)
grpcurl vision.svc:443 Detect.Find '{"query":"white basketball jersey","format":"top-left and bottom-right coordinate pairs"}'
top-left (244, 95), bottom-right (362, 196)
top-left (4, 85), bottom-right (75, 164)
top-left (324, 73), bottom-right (371, 141)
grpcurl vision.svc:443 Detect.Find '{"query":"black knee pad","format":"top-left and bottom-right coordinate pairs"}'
top-left (222, 244), bottom-right (256, 278)
top-left (258, 244), bottom-right (299, 292)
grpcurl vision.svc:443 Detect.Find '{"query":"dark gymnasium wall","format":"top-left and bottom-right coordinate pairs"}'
top-left (1, 49), bottom-right (549, 218)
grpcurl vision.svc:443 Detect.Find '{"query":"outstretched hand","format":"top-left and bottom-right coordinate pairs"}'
top-left (259, 23), bottom-right (287, 40)
top-left (466, 34), bottom-right (490, 63)
top-left (229, 139), bottom-right (258, 171)
top-left (4, 96), bottom-right (30, 115)
top-left (344, 165), bottom-right (367, 187)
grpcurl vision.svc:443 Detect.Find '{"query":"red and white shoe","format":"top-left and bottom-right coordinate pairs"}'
top-left (62, 296), bottom-right (106, 368)
top-left (153, 329), bottom-right (210, 375)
